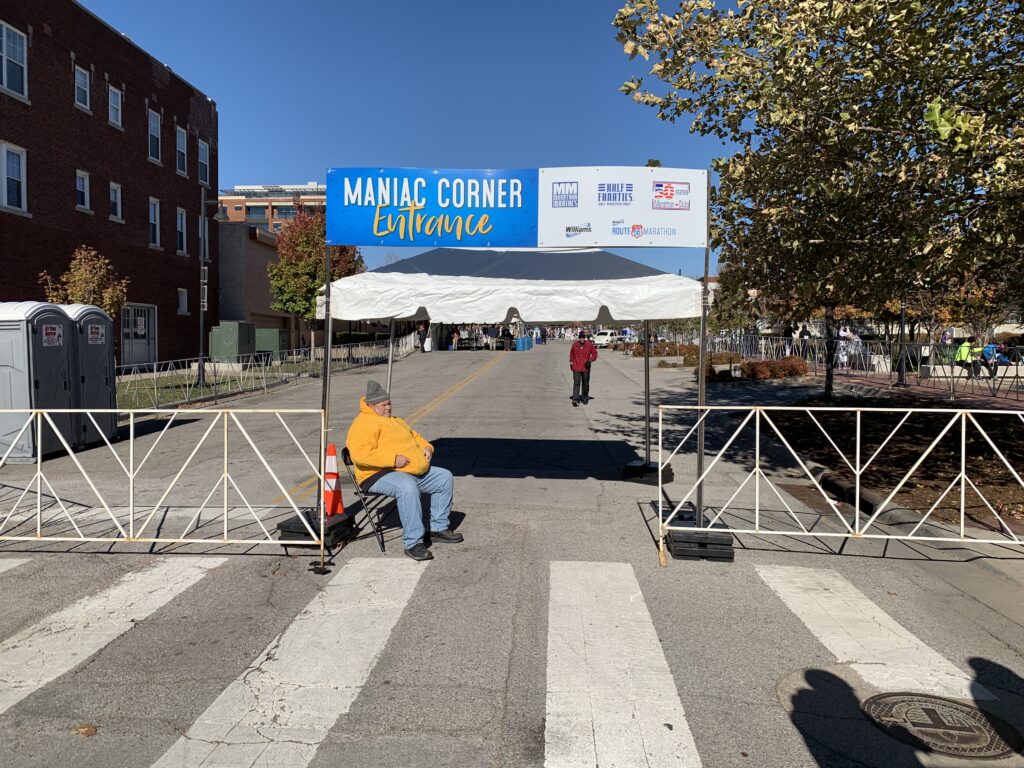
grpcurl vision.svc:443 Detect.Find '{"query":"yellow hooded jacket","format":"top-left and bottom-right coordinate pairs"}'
top-left (345, 398), bottom-right (433, 486)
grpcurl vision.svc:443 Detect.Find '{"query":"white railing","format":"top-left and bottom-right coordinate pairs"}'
top-left (116, 332), bottom-right (418, 409)
top-left (0, 408), bottom-right (326, 549)
top-left (657, 405), bottom-right (1024, 557)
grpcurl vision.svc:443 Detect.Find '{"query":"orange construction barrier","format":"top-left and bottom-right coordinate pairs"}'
top-left (324, 442), bottom-right (344, 517)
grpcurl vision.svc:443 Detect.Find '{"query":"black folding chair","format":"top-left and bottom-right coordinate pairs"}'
top-left (340, 446), bottom-right (388, 552)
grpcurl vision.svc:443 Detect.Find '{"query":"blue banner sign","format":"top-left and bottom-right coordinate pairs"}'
top-left (327, 167), bottom-right (539, 248)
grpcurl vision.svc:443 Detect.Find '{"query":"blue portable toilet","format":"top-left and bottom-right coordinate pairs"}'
top-left (0, 302), bottom-right (76, 460)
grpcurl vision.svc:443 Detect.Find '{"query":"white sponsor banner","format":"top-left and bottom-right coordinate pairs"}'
top-left (537, 166), bottom-right (707, 249)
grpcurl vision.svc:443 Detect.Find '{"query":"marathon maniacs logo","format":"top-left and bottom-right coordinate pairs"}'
top-left (565, 223), bottom-right (592, 238)
top-left (551, 181), bottom-right (578, 208)
top-left (597, 182), bottom-right (634, 206)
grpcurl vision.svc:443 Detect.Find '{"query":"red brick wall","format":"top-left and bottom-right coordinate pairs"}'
top-left (0, 0), bottom-right (219, 363)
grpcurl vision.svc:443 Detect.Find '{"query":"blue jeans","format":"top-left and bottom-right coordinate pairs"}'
top-left (369, 466), bottom-right (454, 549)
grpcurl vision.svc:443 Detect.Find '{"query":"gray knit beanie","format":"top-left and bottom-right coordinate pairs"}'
top-left (365, 380), bottom-right (390, 405)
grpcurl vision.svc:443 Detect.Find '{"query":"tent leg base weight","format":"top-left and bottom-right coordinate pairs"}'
top-left (623, 460), bottom-right (670, 483)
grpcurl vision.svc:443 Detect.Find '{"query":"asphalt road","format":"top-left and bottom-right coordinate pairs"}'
top-left (1, 341), bottom-right (1023, 768)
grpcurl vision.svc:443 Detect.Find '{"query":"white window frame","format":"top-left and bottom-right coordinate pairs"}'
top-left (176, 207), bottom-right (187, 253)
top-left (147, 109), bottom-right (161, 163)
top-left (197, 139), bottom-right (209, 186)
top-left (74, 65), bottom-right (90, 110)
top-left (108, 84), bottom-right (122, 127)
top-left (149, 197), bottom-right (160, 247)
top-left (75, 170), bottom-right (91, 211)
top-left (109, 182), bottom-right (122, 222)
top-left (175, 125), bottom-right (187, 175)
top-left (177, 288), bottom-right (188, 315)
top-left (1, 141), bottom-right (27, 213)
top-left (0, 21), bottom-right (29, 100)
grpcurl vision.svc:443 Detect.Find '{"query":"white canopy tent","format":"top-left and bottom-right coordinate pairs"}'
top-left (316, 257), bottom-right (704, 476)
top-left (320, 270), bottom-right (703, 324)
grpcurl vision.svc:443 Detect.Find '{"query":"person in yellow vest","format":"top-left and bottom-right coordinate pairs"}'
top-left (346, 380), bottom-right (461, 561)
top-left (954, 336), bottom-right (983, 379)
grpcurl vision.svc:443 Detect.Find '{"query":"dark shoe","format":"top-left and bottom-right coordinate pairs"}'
top-left (404, 542), bottom-right (433, 561)
top-left (572, 399), bottom-right (579, 407)
top-left (429, 528), bottom-right (464, 544)
top-left (582, 397), bottom-right (590, 405)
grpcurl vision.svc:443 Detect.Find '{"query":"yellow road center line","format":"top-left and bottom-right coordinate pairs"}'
top-left (272, 353), bottom-right (508, 504)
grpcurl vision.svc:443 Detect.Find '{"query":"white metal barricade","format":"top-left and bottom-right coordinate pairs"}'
top-left (658, 405), bottom-right (1024, 559)
top-left (0, 409), bottom-right (326, 552)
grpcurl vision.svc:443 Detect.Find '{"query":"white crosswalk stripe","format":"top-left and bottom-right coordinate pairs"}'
top-left (151, 557), bottom-right (427, 768)
top-left (0, 556), bottom-right (226, 716)
top-left (0, 558), bottom-right (29, 576)
top-left (545, 561), bottom-right (702, 768)
top-left (756, 564), bottom-right (994, 700)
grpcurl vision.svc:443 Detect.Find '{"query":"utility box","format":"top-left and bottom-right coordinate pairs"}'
top-left (255, 328), bottom-right (288, 363)
top-left (61, 304), bottom-right (117, 448)
top-left (0, 302), bottom-right (75, 460)
top-left (209, 321), bottom-right (255, 361)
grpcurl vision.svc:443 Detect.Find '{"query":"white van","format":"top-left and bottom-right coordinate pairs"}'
top-left (592, 330), bottom-right (624, 348)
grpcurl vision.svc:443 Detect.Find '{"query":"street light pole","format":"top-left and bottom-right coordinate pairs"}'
top-left (197, 187), bottom-right (209, 388)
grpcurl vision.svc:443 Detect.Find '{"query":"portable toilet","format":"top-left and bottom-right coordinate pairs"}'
top-left (60, 304), bottom-right (117, 448)
top-left (0, 302), bottom-right (75, 460)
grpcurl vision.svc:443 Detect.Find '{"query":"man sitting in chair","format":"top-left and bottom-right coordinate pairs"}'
top-left (346, 380), bottom-right (462, 561)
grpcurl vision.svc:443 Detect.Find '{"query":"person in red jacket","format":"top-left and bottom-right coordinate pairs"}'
top-left (569, 331), bottom-right (599, 406)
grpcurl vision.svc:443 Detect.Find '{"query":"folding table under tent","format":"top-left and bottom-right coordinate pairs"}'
top-left (317, 248), bottom-right (703, 475)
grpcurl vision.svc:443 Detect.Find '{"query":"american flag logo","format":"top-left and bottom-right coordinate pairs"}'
top-left (652, 181), bottom-right (691, 210)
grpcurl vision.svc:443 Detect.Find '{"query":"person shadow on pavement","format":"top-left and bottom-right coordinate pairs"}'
top-left (790, 670), bottom-right (928, 768)
top-left (968, 658), bottom-right (1024, 758)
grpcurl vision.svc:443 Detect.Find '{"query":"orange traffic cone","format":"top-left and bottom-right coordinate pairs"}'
top-left (324, 442), bottom-right (344, 517)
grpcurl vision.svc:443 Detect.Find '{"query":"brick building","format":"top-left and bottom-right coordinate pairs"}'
top-left (0, 0), bottom-right (218, 365)
top-left (218, 183), bottom-right (325, 234)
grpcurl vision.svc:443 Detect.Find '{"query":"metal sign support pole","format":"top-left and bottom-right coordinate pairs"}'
top-left (644, 319), bottom-right (651, 465)
top-left (695, 169), bottom-right (711, 527)
top-left (386, 319), bottom-right (396, 393)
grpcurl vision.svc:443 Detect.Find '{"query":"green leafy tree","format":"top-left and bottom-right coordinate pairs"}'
top-left (39, 245), bottom-right (130, 319)
top-left (614, 0), bottom-right (1023, 397)
top-left (268, 206), bottom-right (364, 341)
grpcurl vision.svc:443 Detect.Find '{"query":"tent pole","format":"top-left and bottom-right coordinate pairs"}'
top-left (644, 319), bottom-right (651, 465)
top-left (696, 170), bottom-right (711, 528)
top-left (385, 318), bottom-right (396, 392)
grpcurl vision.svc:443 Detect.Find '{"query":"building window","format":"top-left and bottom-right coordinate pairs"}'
top-left (109, 182), bottom-right (122, 220)
top-left (75, 170), bottom-right (90, 210)
top-left (148, 109), bottom-right (161, 162)
top-left (197, 139), bottom-right (209, 185)
top-left (233, 205), bottom-right (242, 211)
top-left (175, 126), bottom-right (187, 175)
top-left (149, 197), bottom-right (160, 246)
top-left (274, 205), bottom-right (296, 220)
top-left (245, 205), bottom-right (267, 221)
top-left (108, 85), bottom-right (122, 126)
top-left (1, 22), bottom-right (28, 98)
top-left (74, 66), bottom-right (90, 109)
top-left (218, 205), bottom-right (227, 217)
top-left (176, 207), bottom-right (186, 252)
top-left (1, 141), bottom-right (26, 211)
top-left (177, 288), bottom-right (188, 315)
top-left (272, 223), bottom-right (282, 232)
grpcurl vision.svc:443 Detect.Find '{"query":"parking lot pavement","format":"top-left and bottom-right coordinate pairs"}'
top-left (1, 341), bottom-right (1022, 767)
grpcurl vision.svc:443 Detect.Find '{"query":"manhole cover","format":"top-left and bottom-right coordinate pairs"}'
top-left (862, 692), bottom-right (1023, 759)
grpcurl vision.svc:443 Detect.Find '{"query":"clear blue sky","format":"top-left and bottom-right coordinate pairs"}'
top-left (79, 0), bottom-right (732, 276)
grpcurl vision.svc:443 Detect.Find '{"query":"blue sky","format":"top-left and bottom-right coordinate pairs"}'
top-left (79, 0), bottom-right (732, 276)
